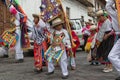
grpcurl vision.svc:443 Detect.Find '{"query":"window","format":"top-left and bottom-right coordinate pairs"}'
top-left (66, 7), bottom-right (70, 19)
top-left (97, 2), bottom-right (99, 10)
top-left (71, 20), bottom-right (82, 30)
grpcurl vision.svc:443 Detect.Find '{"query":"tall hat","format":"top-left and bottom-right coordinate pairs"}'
top-left (96, 10), bottom-right (108, 17)
top-left (52, 18), bottom-right (64, 28)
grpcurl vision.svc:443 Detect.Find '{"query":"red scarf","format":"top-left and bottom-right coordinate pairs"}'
top-left (72, 31), bottom-right (80, 57)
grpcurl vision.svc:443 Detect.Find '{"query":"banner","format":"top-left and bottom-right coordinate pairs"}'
top-left (41, 0), bottom-right (76, 48)
top-left (45, 46), bottom-right (64, 62)
top-left (41, 0), bottom-right (63, 22)
top-left (0, 29), bottom-right (18, 48)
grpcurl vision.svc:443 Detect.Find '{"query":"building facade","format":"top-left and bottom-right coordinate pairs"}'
top-left (62, 0), bottom-right (93, 21)
top-left (0, 0), bottom-right (106, 34)
top-left (87, 0), bottom-right (106, 17)
top-left (19, 0), bottom-right (94, 22)
top-left (87, 0), bottom-right (106, 23)
top-left (0, 1), bottom-right (11, 34)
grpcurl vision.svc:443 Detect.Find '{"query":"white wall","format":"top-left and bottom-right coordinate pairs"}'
top-left (92, 0), bottom-right (105, 11)
top-left (19, 0), bottom-right (92, 22)
top-left (62, 0), bottom-right (92, 21)
top-left (19, 0), bottom-right (41, 21)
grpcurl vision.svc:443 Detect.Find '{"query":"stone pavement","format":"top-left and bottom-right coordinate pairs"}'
top-left (0, 51), bottom-right (118, 80)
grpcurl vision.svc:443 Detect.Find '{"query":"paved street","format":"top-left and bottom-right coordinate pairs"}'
top-left (0, 51), bottom-right (118, 80)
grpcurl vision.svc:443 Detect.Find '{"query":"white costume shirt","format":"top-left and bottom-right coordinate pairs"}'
top-left (51, 29), bottom-right (71, 51)
top-left (106, 0), bottom-right (120, 32)
top-left (96, 19), bottom-right (112, 42)
top-left (32, 19), bottom-right (47, 45)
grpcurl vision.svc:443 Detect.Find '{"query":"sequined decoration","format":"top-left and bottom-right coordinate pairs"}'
top-left (41, 0), bottom-right (62, 22)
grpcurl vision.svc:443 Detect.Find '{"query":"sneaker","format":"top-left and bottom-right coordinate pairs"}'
top-left (90, 62), bottom-right (94, 65)
top-left (90, 62), bottom-right (96, 65)
top-left (46, 71), bottom-right (54, 75)
top-left (71, 66), bottom-right (76, 70)
top-left (109, 69), bottom-right (113, 72)
top-left (103, 68), bottom-right (113, 73)
top-left (3, 55), bottom-right (8, 58)
top-left (103, 67), bottom-right (107, 70)
top-left (103, 69), bottom-right (110, 73)
top-left (55, 64), bottom-right (59, 67)
top-left (62, 75), bottom-right (69, 79)
top-left (116, 76), bottom-right (120, 80)
top-left (16, 59), bottom-right (24, 63)
top-left (95, 62), bottom-right (101, 65)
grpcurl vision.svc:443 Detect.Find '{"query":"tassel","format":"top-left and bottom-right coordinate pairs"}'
top-left (9, 5), bottom-right (17, 15)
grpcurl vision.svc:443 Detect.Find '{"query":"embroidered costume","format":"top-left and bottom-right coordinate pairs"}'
top-left (32, 14), bottom-right (48, 71)
top-left (46, 18), bottom-right (71, 79)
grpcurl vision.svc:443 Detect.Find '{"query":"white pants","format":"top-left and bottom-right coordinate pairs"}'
top-left (0, 47), bottom-right (8, 57)
top-left (48, 51), bottom-right (68, 76)
top-left (108, 39), bottom-right (120, 75)
top-left (15, 28), bottom-right (24, 60)
top-left (68, 57), bottom-right (76, 67)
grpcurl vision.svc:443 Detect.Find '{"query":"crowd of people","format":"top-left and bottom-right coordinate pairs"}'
top-left (82, 0), bottom-right (120, 80)
top-left (1, 0), bottom-right (120, 80)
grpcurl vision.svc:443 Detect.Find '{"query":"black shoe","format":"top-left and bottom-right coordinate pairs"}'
top-left (71, 66), bottom-right (76, 70)
top-left (46, 71), bottom-right (54, 75)
top-left (90, 61), bottom-right (97, 65)
top-left (116, 76), bottom-right (120, 80)
top-left (16, 59), bottom-right (24, 63)
top-left (90, 62), bottom-right (94, 65)
top-left (62, 75), bottom-right (69, 79)
top-left (42, 61), bottom-right (47, 66)
top-left (34, 68), bottom-right (43, 73)
top-left (3, 55), bottom-right (8, 58)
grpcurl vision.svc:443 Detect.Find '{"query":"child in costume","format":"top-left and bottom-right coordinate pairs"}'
top-left (32, 14), bottom-right (48, 73)
top-left (86, 25), bottom-right (98, 65)
top-left (82, 22), bottom-right (91, 50)
top-left (69, 22), bottom-right (80, 70)
top-left (46, 18), bottom-right (71, 79)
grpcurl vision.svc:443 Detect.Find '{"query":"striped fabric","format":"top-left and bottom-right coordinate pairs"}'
top-left (33, 26), bottom-right (46, 45)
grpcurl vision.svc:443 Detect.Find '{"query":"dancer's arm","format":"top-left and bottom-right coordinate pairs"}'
top-left (106, 0), bottom-right (119, 31)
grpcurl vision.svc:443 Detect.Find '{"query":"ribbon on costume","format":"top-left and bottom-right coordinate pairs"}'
top-left (0, 28), bottom-right (18, 48)
top-left (45, 46), bottom-right (64, 62)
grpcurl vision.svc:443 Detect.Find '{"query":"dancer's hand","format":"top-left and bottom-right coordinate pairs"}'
top-left (103, 34), bottom-right (109, 40)
top-left (96, 40), bottom-right (101, 48)
top-left (104, 30), bottom-right (114, 40)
